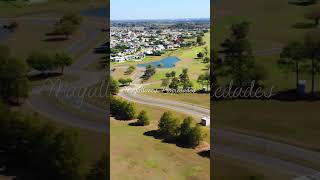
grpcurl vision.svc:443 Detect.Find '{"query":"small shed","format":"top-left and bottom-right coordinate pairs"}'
top-left (201, 117), bottom-right (210, 126)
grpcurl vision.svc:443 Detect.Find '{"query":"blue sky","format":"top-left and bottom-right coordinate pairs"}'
top-left (111, 0), bottom-right (210, 20)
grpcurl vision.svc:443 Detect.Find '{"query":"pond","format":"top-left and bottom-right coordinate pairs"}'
top-left (137, 56), bottom-right (180, 68)
top-left (81, 8), bottom-right (108, 18)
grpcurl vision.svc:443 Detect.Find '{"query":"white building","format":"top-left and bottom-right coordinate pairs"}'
top-left (201, 117), bottom-right (210, 126)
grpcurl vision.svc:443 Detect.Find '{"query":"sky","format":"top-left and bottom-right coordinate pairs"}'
top-left (111, 0), bottom-right (210, 20)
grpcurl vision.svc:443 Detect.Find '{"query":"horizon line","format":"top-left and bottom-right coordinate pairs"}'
top-left (111, 17), bottom-right (210, 21)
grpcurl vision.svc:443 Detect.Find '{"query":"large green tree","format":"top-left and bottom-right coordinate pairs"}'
top-left (0, 52), bottom-right (30, 104)
top-left (278, 41), bottom-right (306, 92)
top-left (26, 52), bottom-right (56, 74)
top-left (110, 97), bottom-right (136, 120)
top-left (219, 22), bottom-right (265, 87)
top-left (109, 77), bottom-right (120, 95)
top-left (55, 52), bottom-right (73, 74)
top-left (53, 13), bottom-right (82, 39)
top-left (158, 111), bottom-right (180, 139)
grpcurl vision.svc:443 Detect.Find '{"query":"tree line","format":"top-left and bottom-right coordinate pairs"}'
top-left (0, 45), bottom-right (74, 104)
top-left (158, 112), bottom-right (206, 147)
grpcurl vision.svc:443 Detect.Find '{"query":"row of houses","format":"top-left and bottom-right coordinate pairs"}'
top-left (110, 24), bottom-right (208, 63)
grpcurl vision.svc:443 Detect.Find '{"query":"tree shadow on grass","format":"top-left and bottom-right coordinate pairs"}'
top-left (143, 130), bottom-right (197, 148)
top-left (43, 37), bottom-right (67, 42)
top-left (292, 22), bottom-right (316, 29)
top-left (198, 150), bottom-right (210, 158)
top-left (28, 72), bottom-right (61, 81)
top-left (270, 89), bottom-right (320, 102)
top-left (143, 130), bottom-right (163, 140)
top-left (289, 1), bottom-right (317, 6)
top-left (128, 122), bottom-right (143, 126)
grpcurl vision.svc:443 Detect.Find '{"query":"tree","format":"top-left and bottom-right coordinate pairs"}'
top-left (179, 117), bottom-right (193, 144)
top-left (197, 52), bottom-right (204, 58)
top-left (278, 41), bottom-right (306, 91)
top-left (54, 21), bottom-right (78, 39)
top-left (126, 65), bottom-right (136, 74)
top-left (198, 72), bottom-right (210, 91)
top-left (170, 71), bottom-right (176, 77)
top-left (59, 13), bottom-right (82, 26)
top-left (179, 68), bottom-right (193, 89)
top-left (305, 8), bottom-right (320, 26)
top-left (169, 77), bottom-right (179, 90)
top-left (196, 36), bottom-right (204, 45)
top-left (219, 22), bottom-right (264, 87)
top-left (109, 77), bottom-right (120, 95)
top-left (118, 78), bottom-right (133, 86)
top-left (110, 97), bottom-right (136, 120)
top-left (203, 57), bottom-right (210, 63)
top-left (161, 78), bottom-right (171, 87)
top-left (53, 13), bottom-right (82, 39)
top-left (304, 31), bottom-right (320, 95)
top-left (189, 124), bottom-right (205, 146)
top-left (158, 112), bottom-right (180, 139)
top-left (86, 154), bottom-right (108, 180)
top-left (55, 52), bottom-right (73, 74)
top-left (165, 72), bottom-right (172, 78)
top-left (26, 52), bottom-right (56, 74)
top-left (143, 65), bottom-right (156, 80)
top-left (118, 78), bottom-right (126, 85)
top-left (204, 46), bottom-right (209, 56)
top-left (137, 110), bottom-right (150, 126)
top-left (0, 55), bottom-right (30, 104)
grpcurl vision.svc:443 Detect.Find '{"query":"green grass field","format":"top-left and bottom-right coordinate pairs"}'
top-left (214, 0), bottom-right (320, 50)
top-left (215, 99), bottom-right (320, 151)
top-left (3, 21), bottom-right (83, 58)
top-left (213, 156), bottom-right (292, 180)
top-left (110, 103), bottom-right (210, 180)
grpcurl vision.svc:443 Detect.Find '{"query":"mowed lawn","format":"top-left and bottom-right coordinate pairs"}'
top-left (110, 66), bottom-right (133, 80)
top-left (214, 0), bottom-right (320, 50)
top-left (215, 100), bottom-right (320, 150)
top-left (213, 156), bottom-right (292, 180)
top-left (110, 103), bottom-right (210, 180)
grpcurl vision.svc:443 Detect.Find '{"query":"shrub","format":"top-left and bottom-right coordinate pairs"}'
top-left (137, 110), bottom-right (150, 126)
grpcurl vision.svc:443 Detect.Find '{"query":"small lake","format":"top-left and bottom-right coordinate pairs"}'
top-left (81, 8), bottom-right (108, 18)
top-left (137, 56), bottom-right (180, 68)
